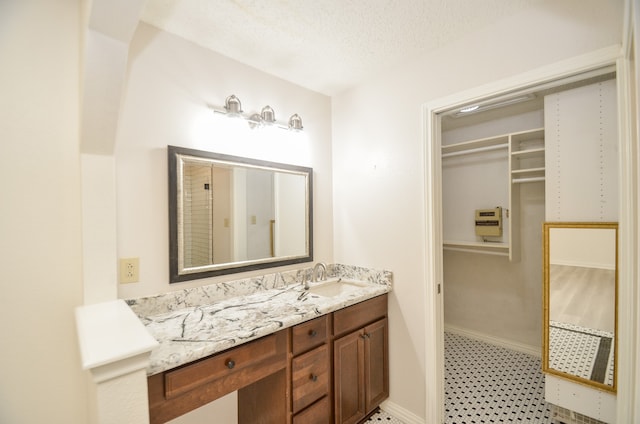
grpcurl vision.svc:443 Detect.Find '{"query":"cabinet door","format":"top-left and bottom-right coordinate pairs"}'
top-left (364, 318), bottom-right (389, 411)
top-left (334, 329), bottom-right (365, 424)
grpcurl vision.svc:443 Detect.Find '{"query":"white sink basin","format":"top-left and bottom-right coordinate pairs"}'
top-left (308, 278), bottom-right (368, 298)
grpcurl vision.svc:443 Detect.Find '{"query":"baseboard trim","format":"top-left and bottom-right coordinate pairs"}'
top-left (444, 324), bottom-right (541, 358)
top-left (380, 400), bottom-right (425, 424)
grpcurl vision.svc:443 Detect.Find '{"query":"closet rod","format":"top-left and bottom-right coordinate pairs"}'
top-left (442, 143), bottom-right (508, 158)
top-left (512, 176), bottom-right (545, 184)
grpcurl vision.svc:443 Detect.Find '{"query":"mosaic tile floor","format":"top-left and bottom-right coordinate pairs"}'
top-left (365, 409), bottom-right (405, 423)
top-left (549, 321), bottom-right (614, 386)
top-left (445, 332), bottom-right (552, 423)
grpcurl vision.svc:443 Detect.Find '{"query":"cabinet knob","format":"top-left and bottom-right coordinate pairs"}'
top-left (308, 329), bottom-right (317, 337)
top-left (309, 373), bottom-right (318, 382)
top-left (360, 333), bottom-right (371, 339)
top-left (225, 359), bottom-right (235, 369)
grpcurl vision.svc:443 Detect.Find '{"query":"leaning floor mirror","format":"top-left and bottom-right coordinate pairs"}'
top-left (542, 222), bottom-right (618, 392)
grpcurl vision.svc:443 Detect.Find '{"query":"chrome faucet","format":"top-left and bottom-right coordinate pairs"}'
top-left (312, 262), bottom-right (327, 283)
top-left (302, 262), bottom-right (327, 291)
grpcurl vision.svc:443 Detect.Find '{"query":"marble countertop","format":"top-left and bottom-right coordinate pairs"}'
top-left (129, 265), bottom-right (392, 376)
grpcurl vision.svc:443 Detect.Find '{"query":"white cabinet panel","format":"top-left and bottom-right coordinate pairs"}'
top-left (544, 80), bottom-right (618, 221)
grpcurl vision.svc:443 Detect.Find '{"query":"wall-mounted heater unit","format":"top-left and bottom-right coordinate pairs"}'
top-left (475, 207), bottom-right (502, 237)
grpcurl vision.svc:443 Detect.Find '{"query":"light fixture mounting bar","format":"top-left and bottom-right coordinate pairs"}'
top-left (207, 96), bottom-right (304, 131)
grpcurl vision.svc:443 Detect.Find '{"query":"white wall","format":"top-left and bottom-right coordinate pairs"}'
top-left (0, 1), bottom-right (88, 423)
top-left (115, 23), bottom-right (333, 299)
top-left (113, 23), bottom-right (333, 421)
top-left (331, 0), bottom-right (624, 419)
top-left (550, 227), bottom-right (617, 269)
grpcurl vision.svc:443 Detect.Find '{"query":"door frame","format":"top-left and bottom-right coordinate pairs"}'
top-left (421, 44), bottom-right (638, 423)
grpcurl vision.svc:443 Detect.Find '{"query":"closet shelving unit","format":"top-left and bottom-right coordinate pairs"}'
top-left (510, 128), bottom-right (545, 184)
top-left (442, 127), bottom-right (545, 261)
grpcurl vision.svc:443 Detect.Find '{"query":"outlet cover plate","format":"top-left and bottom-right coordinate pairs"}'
top-left (119, 257), bottom-right (139, 284)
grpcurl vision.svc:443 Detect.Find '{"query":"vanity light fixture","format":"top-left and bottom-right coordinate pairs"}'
top-left (224, 94), bottom-right (243, 116)
top-left (261, 105), bottom-right (276, 124)
top-left (210, 95), bottom-right (304, 131)
top-left (288, 114), bottom-right (303, 131)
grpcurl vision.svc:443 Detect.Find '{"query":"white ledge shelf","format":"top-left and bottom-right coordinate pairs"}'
top-left (75, 299), bottom-right (158, 382)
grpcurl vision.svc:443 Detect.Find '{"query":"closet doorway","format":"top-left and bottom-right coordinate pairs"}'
top-left (421, 47), bottom-right (632, 424)
top-left (439, 92), bottom-right (549, 422)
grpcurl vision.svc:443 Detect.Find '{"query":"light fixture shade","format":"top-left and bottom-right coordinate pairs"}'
top-left (288, 113), bottom-right (303, 131)
top-left (224, 94), bottom-right (243, 115)
top-left (261, 105), bottom-right (276, 124)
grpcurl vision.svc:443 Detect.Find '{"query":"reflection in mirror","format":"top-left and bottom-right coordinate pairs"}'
top-left (543, 222), bottom-right (617, 392)
top-left (169, 146), bottom-right (313, 282)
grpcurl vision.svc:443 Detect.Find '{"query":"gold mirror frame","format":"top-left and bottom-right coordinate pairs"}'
top-left (542, 222), bottom-right (618, 392)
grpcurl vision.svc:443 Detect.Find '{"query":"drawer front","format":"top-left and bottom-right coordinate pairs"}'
top-left (164, 333), bottom-right (278, 399)
top-left (292, 315), bottom-right (329, 355)
top-left (333, 294), bottom-right (387, 338)
top-left (293, 395), bottom-right (331, 424)
top-left (292, 344), bottom-right (330, 413)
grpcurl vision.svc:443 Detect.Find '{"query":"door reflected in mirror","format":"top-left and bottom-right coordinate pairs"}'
top-left (543, 222), bottom-right (617, 392)
top-left (169, 146), bottom-right (313, 282)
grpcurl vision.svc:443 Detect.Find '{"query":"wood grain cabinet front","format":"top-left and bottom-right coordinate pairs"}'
top-left (333, 295), bottom-right (389, 424)
top-left (147, 330), bottom-right (288, 424)
top-left (292, 395), bottom-right (332, 424)
top-left (292, 344), bottom-right (330, 413)
top-left (292, 315), bottom-right (329, 356)
top-left (147, 293), bottom-right (389, 424)
top-left (291, 315), bottom-right (331, 423)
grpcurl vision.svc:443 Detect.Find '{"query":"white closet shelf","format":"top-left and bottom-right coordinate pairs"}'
top-left (511, 147), bottom-right (545, 159)
top-left (512, 167), bottom-right (545, 175)
top-left (512, 176), bottom-right (545, 184)
top-left (443, 240), bottom-right (509, 256)
top-left (441, 134), bottom-right (509, 155)
top-left (511, 128), bottom-right (545, 142)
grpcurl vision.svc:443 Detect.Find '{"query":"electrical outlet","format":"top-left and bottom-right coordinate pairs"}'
top-left (119, 257), bottom-right (139, 284)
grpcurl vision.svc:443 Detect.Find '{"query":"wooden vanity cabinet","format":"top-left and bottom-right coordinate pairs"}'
top-left (290, 295), bottom-right (389, 424)
top-left (333, 295), bottom-right (389, 424)
top-left (147, 294), bottom-right (388, 424)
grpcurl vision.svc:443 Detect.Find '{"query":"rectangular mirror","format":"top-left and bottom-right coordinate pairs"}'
top-left (168, 146), bottom-right (313, 283)
top-left (543, 222), bottom-right (617, 392)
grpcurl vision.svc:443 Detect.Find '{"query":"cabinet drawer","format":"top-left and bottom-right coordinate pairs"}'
top-left (292, 344), bottom-right (330, 413)
top-left (164, 333), bottom-right (278, 399)
top-left (333, 294), bottom-right (387, 338)
top-left (293, 396), bottom-right (331, 424)
top-left (292, 315), bottom-right (329, 355)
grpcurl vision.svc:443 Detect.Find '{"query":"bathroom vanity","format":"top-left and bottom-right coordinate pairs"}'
top-left (128, 265), bottom-right (391, 423)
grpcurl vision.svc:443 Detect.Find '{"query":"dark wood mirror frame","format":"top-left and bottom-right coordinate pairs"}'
top-left (168, 146), bottom-right (313, 283)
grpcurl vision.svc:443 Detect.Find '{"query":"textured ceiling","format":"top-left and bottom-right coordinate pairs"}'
top-left (141, 0), bottom-right (545, 96)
